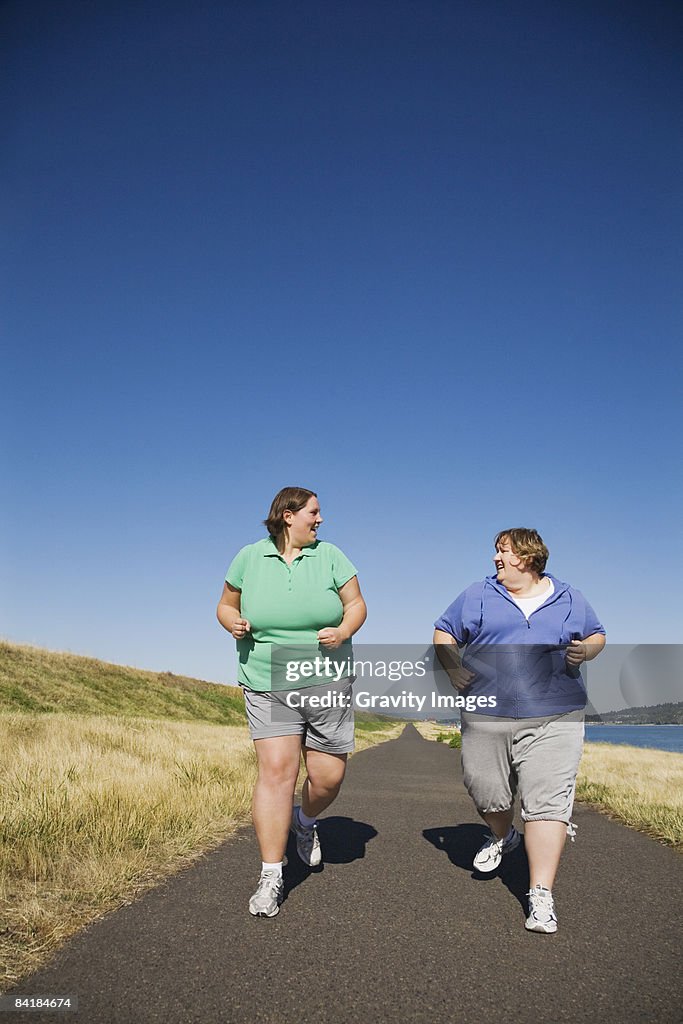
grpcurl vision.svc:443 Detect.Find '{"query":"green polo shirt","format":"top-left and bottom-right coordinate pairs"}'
top-left (225, 537), bottom-right (358, 692)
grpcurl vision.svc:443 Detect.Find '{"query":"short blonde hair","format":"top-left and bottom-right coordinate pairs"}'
top-left (495, 528), bottom-right (549, 575)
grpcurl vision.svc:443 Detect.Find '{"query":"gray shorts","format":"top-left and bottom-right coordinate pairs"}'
top-left (460, 709), bottom-right (585, 823)
top-left (243, 678), bottom-right (355, 754)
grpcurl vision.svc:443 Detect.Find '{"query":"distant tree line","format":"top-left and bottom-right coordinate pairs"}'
top-left (586, 701), bottom-right (683, 725)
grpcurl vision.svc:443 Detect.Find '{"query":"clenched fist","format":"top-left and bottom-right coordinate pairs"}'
top-left (231, 617), bottom-right (251, 639)
top-left (317, 627), bottom-right (345, 650)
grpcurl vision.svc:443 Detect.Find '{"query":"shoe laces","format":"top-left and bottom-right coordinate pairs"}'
top-left (527, 886), bottom-right (555, 917)
top-left (298, 821), bottom-right (318, 843)
top-left (256, 870), bottom-right (282, 894)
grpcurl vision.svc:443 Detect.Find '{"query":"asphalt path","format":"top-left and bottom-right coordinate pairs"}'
top-left (6, 725), bottom-right (682, 1023)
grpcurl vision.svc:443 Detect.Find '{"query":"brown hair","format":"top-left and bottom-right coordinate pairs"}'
top-left (494, 528), bottom-right (549, 576)
top-left (264, 486), bottom-right (317, 552)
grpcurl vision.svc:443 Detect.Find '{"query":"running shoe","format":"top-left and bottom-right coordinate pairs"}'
top-left (291, 805), bottom-right (322, 867)
top-left (525, 884), bottom-right (558, 933)
top-left (248, 870), bottom-right (283, 918)
top-left (472, 826), bottom-right (521, 872)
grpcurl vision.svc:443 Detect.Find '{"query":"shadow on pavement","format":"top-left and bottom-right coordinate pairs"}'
top-left (283, 817), bottom-right (378, 901)
top-left (423, 824), bottom-right (530, 916)
top-left (318, 816), bottom-right (378, 863)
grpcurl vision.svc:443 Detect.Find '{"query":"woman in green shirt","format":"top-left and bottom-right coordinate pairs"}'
top-left (217, 486), bottom-right (367, 918)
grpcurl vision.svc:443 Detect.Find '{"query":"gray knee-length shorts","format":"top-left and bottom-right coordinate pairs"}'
top-left (460, 709), bottom-right (585, 823)
top-left (243, 678), bottom-right (355, 753)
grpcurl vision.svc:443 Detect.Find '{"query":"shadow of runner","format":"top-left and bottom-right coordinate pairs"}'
top-left (423, 824), bottom-right (530, 916)
top-left (319, 816), bottom-right (377, 863)
top-left (283, 817), bottom-right (377, 901)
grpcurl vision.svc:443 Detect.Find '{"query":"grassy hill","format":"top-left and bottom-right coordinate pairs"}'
top-left (0, 639), bottom-right (396, 736)
top-left (0, 640), bottom-right (246, 723)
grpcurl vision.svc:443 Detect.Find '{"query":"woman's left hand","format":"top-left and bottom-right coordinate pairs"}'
top-left (565, 639), bottom-right (587, 666)
top-left (318, 627), bottom-right (345, 650)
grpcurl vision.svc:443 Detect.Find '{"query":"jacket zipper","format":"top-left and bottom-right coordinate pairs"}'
top-left (489, 580), bottom-right (566, 717)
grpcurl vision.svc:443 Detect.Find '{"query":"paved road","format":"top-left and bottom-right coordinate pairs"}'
top-left (6, 726), bottom-right (682, 1023)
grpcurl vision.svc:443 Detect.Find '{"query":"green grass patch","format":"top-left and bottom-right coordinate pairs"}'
top-left (436, 731), bottom-right (462, 748)
top-left (0, 641), bottom-right (245, 725)
top-left (354, 712), bottom-right (401, 735)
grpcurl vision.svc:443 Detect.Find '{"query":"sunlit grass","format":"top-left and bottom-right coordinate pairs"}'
top-left (0, 641), bottom-right (405, 990)
top-left (0, 713), bottom-right (257, 991)
top-left (353, 716), bottom-right (404, 749)
top-left (413, 720), bottom-right (461, 742)
top-left (0, 710), bottom-right (402, 992)
top-left (577, 742), bottom-right (683, 850)
top-left (0, 640), bottom-right (244, 723)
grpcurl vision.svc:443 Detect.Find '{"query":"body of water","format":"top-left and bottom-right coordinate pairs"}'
top-left (584, 724), bottom-right (683, 753)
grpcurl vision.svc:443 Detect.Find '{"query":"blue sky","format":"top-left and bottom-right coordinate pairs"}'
top-left (2, 1), bottom-right (682, 693)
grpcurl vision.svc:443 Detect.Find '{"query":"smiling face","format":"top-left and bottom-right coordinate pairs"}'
top-left (284, 495), bottom-right (323, 548)
top-left (493, 535), bottom-right (530, 588)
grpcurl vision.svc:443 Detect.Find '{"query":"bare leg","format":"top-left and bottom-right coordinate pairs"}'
top-left (480, 807), bottom-right (514, 840)
top-left (252, 735), bottom-right (302, 862)
top-left (524, 820), bottom-right (567, 889)
top-left (301, 748), bottom-right (347, 818)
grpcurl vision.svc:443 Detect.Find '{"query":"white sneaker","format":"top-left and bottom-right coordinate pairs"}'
top-left (473, 826), bottom-right (521, 872)
top-left (248, 870), bottom-right (283, 918)
top-left (291, 805), bottom-right (322, 867)
top-left (525, 884), bottom-right (558, 933)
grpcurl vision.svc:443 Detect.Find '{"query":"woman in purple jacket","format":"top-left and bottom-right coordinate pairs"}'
top-left (433, 528), bottom-right (605, 934)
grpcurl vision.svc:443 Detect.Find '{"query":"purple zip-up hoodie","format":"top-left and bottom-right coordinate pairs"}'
top-left (434, 574), bottom-right (605, 718)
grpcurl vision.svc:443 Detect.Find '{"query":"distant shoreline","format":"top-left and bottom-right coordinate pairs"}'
top-left (586, 722), bottom-right (681, 727)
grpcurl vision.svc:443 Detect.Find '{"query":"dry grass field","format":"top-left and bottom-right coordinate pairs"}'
top-left (577, 741), bottom-right (683, 850)
top-left (0, 642), bottom-right (401, 992)
top-left (0, 714), bottom-right (258, 990)
top-left (413, 720), bottom-right (461, 742)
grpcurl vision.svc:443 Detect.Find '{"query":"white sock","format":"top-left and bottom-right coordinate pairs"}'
top-left (298, 808), bottom-right (317, 829)
top-left (261, 861), bottom-right (283, 876)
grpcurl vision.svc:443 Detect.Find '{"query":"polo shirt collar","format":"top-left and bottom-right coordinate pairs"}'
top-left (262, 538), bottom-right (319, 557)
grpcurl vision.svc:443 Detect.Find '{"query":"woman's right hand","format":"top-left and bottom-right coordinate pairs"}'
top-left (230, 617), bottom-right (251, 639)
top-left (445, 663), bottom-right (475, 692)
top-left (433, 629), bottom-right (474, 691)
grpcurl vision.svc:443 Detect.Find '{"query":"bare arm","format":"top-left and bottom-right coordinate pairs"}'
top-left (318, 576), bottom-right (368, 650)
top-left (216, 582), bottom-right (251, 639)
top-left (432, 628), bottom-right (474, 691)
